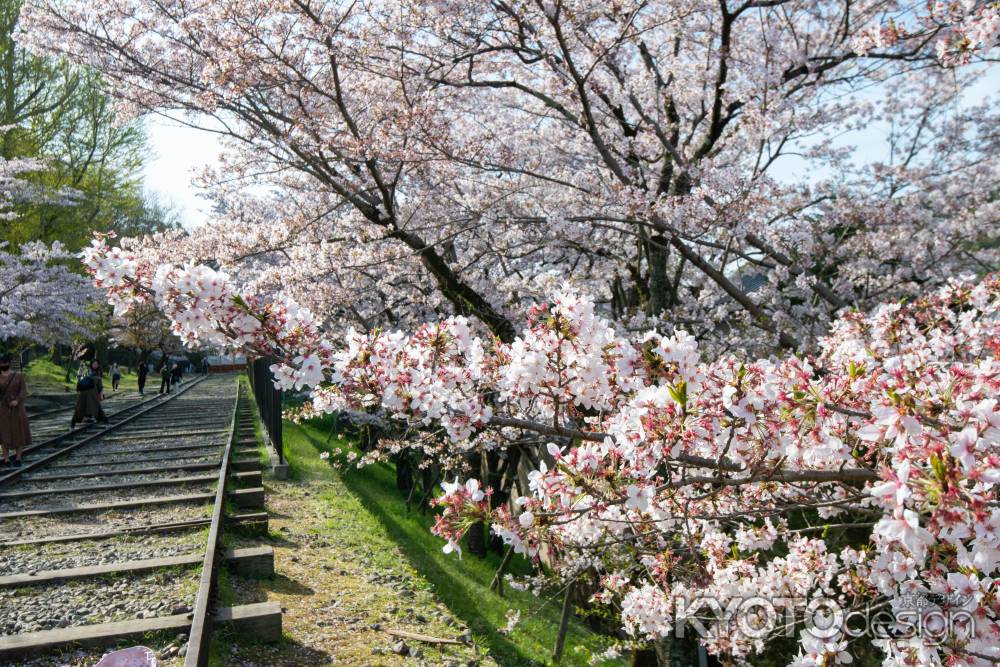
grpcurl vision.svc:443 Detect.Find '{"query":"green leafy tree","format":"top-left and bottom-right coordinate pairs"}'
top-left (0, 0), bottom-right (175, 249)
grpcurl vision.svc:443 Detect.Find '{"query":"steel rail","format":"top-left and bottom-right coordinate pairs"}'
top-left (185, 377), bottom-right (241, 667)
top-left (0, 376), bottom-right (266, 661)
top-left (0, 376), bottom-right (208, 488)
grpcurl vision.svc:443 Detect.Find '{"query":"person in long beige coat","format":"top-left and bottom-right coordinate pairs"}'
top-left (0, 353), bottom-right (31, 469)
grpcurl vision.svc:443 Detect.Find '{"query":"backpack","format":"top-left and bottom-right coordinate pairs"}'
top-left (76, 375), bottom-right (95, 392)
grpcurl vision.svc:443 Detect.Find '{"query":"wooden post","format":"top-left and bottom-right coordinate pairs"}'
top-left (490, 546), bottom-right (515, 596)
top-left (552, 582), bottom-right (574, 663)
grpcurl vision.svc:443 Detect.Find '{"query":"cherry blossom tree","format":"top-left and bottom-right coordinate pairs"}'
top-left (83, 234), bottom-right (1000, 665)
top-left (24, 0), bottom-right (1000, 662)
top-left (0, 152), bottom-right (101, 345)
top-left (0, 152), bottom-right (59, 220)
top-left (107, 299), bottom-right (180, 359)
top-left (0, 239), bottom-right (99, 344)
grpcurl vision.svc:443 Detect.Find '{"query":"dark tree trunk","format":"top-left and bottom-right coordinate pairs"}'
top-left (395, 450), bottom-right (413, 492)
top-left (466, 520), bottom-right (488, 557)
top-left (552, 583), bottom-right (574, 663)
top-left (629, 649), bottom-right (659, 666)
top-left (390, 229), bottom-right (516, 344)
top-left (646, 233), bottom-right (671, 316)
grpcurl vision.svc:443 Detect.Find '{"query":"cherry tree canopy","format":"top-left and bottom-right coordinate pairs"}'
top-left (0, 154), bottom-right (41, 221)
top-left (0, 152), bottom-right (76, 220)
top-left (107, 300), bottom-right (180, 355)
top-left (0, 153), bottom-right (101, 345)
top-left (19, 0), bottom-right (1000, 353)
top-left (84, 234), bottom-right (1000, 666)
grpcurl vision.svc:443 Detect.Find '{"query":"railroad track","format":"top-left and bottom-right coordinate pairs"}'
top-left (26, 391), bottom-right (145, 433)
top-left (19, 380), bottom-right (200, 460)
top-left (0, 374), bottom-right (280, 666)
top-left (24, 389), bottom-right (145, 422)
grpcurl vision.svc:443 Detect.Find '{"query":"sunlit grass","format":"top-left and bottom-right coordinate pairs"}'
top-left (283, 418), bottom-right (623, 667)
top-left (23, 358), bottom-right (75, 393)
top-left (24, 358), bottom-right (141, 395)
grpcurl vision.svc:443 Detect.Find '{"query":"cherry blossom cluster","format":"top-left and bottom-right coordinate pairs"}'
top-left (79, 230), bottom-right (1000, 663)
top-left (81, 235), bottom-right (335, 376)
top-left (434, 478), bottom-right (491, 558)
top-left (854, 2), bottom-right (1000, 65)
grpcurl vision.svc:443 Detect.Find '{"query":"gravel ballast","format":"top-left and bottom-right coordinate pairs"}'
top-left (0, 529), bottom-right (207, 577)
top-left (0, 566), bottom-right (201, 635)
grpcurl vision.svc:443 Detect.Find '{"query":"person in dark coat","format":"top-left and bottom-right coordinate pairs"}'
top-left (0, 353), bottom-right (30, 468)
top-left (137, 361), bottom-right (148, 396)
top-left (172, 361), bottom-right (183, 387)
top-left (71, 360), bottom-right (109, 428)
top-left (158, 357), bottom-right (172, 394)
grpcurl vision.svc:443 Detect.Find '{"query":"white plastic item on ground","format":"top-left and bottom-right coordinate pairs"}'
top-left (95, 646), bottom-right (158, 667)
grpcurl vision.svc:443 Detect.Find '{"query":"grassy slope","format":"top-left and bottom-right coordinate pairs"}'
top-left (22, 358), bottom-right (76, 393)
top-left (24, 358), bottom-right (140, 395)
top-left (284, 418), bottom-right (623, 667)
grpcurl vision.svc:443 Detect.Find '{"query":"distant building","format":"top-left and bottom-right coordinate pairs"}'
top-left (205, 354), bottom-right (247, 372)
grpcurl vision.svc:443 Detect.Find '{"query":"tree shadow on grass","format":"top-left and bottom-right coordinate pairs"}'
top-left (340, 473), bottom-right (537, 665)
top-left (269, 573), bottom-right (316, 596)
top-left (214, 624), bottom-right (336, 666)
top-left (287, 420), bottom-right (614, 667)
top-left (263, 531), bottom-right (299, 548)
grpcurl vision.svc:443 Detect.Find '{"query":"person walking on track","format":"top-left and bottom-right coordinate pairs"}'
top-left (110, 363), bottom-right (122, 392)
top-left (71, 360), bottom-right (109, 428)
top-left (158, 356), bottom-right (172, 395)
top-left (137, 360), bottom-right (148, 396)
top-left (0, 353), bottom-right (30, 469)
